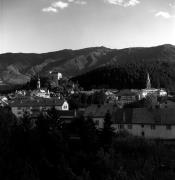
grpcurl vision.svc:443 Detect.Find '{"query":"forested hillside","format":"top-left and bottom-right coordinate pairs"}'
top-left (1, 44), bottom-right (175, 90)
top-left (72, 57), bottom-right (175, 90)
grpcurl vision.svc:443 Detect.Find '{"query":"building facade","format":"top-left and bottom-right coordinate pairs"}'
top-left (112, 108), bottom-right (175, 139)
top-left (9, 98), bottom-right (69, 118)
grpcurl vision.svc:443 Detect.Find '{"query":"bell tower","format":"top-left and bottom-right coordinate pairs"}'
top-left (146, 73), bottom-right (151, 89)
top-left (37, 76), bottom-right (41, 89)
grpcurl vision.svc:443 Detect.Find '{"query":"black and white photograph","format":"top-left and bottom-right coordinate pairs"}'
top-left (0, 0), bottom-right (175, 179)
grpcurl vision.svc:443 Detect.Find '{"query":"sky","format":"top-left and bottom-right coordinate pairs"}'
top-left (0, 0), bottom-right (175, 53)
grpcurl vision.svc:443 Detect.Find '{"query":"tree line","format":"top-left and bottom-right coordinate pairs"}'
top-left (0, 107), bottom-right (175, 179)
top-left (72, 61), bottom-right (175, 90)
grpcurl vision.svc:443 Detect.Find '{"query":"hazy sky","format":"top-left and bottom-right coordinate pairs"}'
top-left (1, 0), bottom-right (175, 53)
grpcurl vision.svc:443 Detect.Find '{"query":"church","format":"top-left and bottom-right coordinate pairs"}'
top-left (31, 77), bottom-right (50, 98)
top-left (140, 73), bottom-right (167, 98)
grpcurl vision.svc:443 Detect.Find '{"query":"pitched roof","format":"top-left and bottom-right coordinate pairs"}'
top-left (116, 89), bottom-right (137, 96)
top-left (158, 109), bottom-right (175, 125)
top-left (132, 108), bottom-right (156, 124)
top-left (111, 108), bottom-right (133, 124)
top-left (132, 108), bottom-right (175, 125)
top-left (112, 108), bottom-right (175, 125)
top-left (84, 104), bottom-right (117, 117)
top-left (8, 98), bottom-right (66, 107)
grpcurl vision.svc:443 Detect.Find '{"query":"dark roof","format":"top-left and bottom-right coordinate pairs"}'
top-left (132, 108), bottom-right (175, 125)
top-left (116, 89), bottom-right (137, 96)
top-left (84, 104), bottom-right (118, 117)
top-left (8, 98), bottom-right (66, 107)
top-left (111, 108), bottom-right (175, 125)
top-left (112, 109), bottom-right (133, 124)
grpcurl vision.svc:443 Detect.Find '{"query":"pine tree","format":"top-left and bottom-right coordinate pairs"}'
top-left (101, 111), bottom-right (114, 150)
top-left (81, 116), bottom-right (99, 152)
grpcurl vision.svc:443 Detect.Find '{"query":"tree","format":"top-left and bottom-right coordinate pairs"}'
top-left (47, 107), bottom-right (62, 129)
top-left (81, 116), bottom-right (99, 152)
top-left (100, 111), bottom-right (114, 150)
top-left (93, 91), bottom-right (106, 105)
top-left (68, 94), bottom-right (82, 110)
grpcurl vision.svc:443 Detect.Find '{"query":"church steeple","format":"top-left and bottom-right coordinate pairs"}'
top-left (37, 76), bottom-right (41, 89)
top-left (146, 73), bottom-right (151, 89)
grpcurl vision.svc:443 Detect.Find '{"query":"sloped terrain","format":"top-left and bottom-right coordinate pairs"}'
top-left (72, 44), bottom-right (175, 90)
top-left (0, 44), bottom-right (175, 88)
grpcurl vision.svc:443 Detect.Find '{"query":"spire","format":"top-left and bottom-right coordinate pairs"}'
top-left (146, 73), bottom-right (151, 89)
top-left (37, 75), bottom-right (41, 89)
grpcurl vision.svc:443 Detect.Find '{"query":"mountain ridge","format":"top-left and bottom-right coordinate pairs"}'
top-left (0, 44), bottom-right (175, 86)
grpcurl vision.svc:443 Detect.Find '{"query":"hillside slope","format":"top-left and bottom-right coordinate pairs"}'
top-left (72, 44), bottom-right (175, 90)
top-left (0, 44), bottom-right (175, 87)
top-left (0, 47), bottom-right (111, 85)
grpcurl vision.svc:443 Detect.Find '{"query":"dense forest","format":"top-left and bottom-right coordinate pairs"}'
top-left (72, 61), bottom-right (175, 90)
top-left (1, 107), bottom-right (175, 180)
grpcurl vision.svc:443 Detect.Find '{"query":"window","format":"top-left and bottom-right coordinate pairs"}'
top-left (128, 124), bottom-right (132, 129)
top-left (141, 124), bottom-right (144, 128)
top-left (166, 125), bottom-right (171, 130)
top-left (151, 125), bottom-right (156, 130)
top-left (118, 124), bottom-right (124, 129)
top-left (63, 105), bottom-right (67, 109)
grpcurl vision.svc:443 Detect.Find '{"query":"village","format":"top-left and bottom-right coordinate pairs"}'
top-left (2, 0), bottom-right (175, 178)
top-left (0, 71), bottom-right (175, 139)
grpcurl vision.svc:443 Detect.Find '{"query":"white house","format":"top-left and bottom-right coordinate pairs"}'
top-left (0, 96), bottom-right (8, 106)
top-left (112, 108), bottom-right (175, 139)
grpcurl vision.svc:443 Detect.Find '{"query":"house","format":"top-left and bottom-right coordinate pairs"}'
top-left (112, 108), bottom-right (175, 139)
top-left (105, 90), bottom-right (118, 104)
top-left (116, 89), bottom-right (139, 104)
top-left (84, 104), bottom-right (118, 128)
top-left (0, 96), bottom-right (8, 106)
top-left (31, 89), bottom-right (50, 98)
top-left (8, 97), bottom-right (69, 118)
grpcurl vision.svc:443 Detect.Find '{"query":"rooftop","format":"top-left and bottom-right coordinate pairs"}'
top-left (112, 108), bottom-right (175, 125)
top-left (8, 97), bottom-right (67, 107)
top-left (84, 104), bottom-right (118, 117)
top-left (116, 89), bottom-right (138, 96)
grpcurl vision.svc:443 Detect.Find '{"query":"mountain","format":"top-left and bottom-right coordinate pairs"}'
top-left (0, 47), bottom-right (111, 85)
top-left (71, 44), bottom-right (175, 90)
top-left (0, 44), bottom-right (175, 88)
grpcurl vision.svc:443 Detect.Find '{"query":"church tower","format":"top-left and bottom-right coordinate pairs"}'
top-left (146, 73), bottom-right (151, 89)
top-left (37, 77), bottom-right (41, 89)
